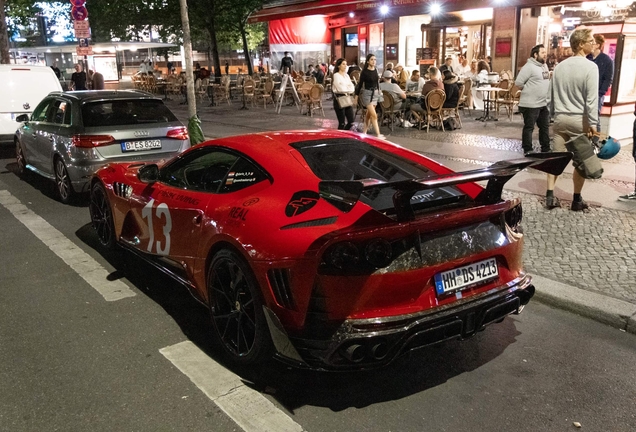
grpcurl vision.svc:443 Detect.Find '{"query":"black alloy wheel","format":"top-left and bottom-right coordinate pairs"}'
top-left (15, 140), bottom-right (26, 176)
top-left (54, 157), bottom-right (73, 204)
top-left (89, 182), bottom-right (116, 249)
top-left (207, 249), bottom-right (272, 364)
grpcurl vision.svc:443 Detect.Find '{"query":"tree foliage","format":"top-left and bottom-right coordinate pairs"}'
top-left (86, 0), bottom-right (182, 43)
top-left (2, 0), bottom-right (267, 68)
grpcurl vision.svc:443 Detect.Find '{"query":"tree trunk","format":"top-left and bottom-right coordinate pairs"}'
top-left (178, 0), bottom-right (197, 119)
top-left (0, 0), bottom-right (11, 64)
top-left (240, 23), bottom-right (253, 76)
top-left (206, 22), bottom-right (222, 83)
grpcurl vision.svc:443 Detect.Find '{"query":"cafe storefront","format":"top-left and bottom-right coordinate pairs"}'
top-left (517, 1), bottom-right (636, 139)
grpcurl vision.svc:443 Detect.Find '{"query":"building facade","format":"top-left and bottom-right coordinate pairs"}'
top-left (251, 0), bottom-right (636, 140)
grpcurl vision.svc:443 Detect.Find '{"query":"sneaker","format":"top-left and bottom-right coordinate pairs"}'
top-left (618, 192), bottom-right (636, 202)
top-left (545, 196), bottom-right (561, 209)
top-left (377, 134), bottom-right (386, 140)
top-left (571, 199), bottom-right (589, 211)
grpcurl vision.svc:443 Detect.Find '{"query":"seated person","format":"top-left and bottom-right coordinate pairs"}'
top-left (379, 70), bottom-right (406, 111)
top-left (440, 57), bottom-right (454, 74)
top-left (409, 67), bottom-right (444, 116)
top-left (306, 65), bottom-right (315, 77)
top-left (406, 70), bottom-right (425, 92)
top-left (395, 64), bottom-right (409, 90)
top-left (313, 65), bottom-right (325, 84)
top-left (442, 70), bottom-right (460, 108)
top-left (420, 67), bottom-right (444, 99)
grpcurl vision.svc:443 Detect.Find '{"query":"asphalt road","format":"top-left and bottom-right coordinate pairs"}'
top-left (1, 147), bottom-right (636, 432)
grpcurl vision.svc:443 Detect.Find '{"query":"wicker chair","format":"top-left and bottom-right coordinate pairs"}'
top-left (257, 79), bottom-right (275, 108)
top-left (350, 70), bottom-right (361, 85)
top-left (242, 79), bottom-right (256, 107)
top-left (460, 78), bottom-right (473, 116)
top-left (496, 84), bottom-right (521, 121)
top-left (298, 81), bottom-right (313, 114)
top-left (424, 89), bottom-right (446, 132)
top-left (308, 84), bottom-right (325, 117)
top-left (379, 90), bottom-right (402, 131)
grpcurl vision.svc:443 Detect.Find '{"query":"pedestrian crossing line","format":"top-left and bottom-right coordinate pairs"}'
top-left (160, 341), bottom-right (305, 432)
top-left (0, 190), bottom-right (136, 301)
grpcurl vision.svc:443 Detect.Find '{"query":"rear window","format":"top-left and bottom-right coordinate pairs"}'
top-left (292, 138), bottom-right (467, 213)
top-left (81, 99), bottom-right (178, 127)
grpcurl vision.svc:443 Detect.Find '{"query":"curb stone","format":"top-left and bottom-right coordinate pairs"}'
top-left (531, 274), bottom-right (636, 334)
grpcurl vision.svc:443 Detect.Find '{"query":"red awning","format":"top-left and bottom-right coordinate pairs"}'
top-left (270, 16), bottom-right (332, 45)
top-left (249, 0), bottom-right (374, 23)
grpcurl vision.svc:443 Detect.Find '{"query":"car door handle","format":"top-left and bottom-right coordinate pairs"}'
top-left (192, 214), bottom-right (202, 226)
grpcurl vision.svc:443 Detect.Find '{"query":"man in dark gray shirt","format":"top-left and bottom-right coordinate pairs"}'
top-left (515, 44), bottom-right (551, 154)
top-left (586, 34), bottom-right (614, 132)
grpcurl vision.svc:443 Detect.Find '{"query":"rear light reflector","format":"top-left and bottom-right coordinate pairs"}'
top-left (72, 134), bottom-right (115, 148)
top-left (167, 127), bottom-right (188, 140)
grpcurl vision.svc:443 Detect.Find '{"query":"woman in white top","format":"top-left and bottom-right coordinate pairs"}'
top-left (332, 58), bottom-right (356, 130)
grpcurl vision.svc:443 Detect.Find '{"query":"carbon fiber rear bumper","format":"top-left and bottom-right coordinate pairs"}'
top-left (264, 274), bottom-right (534, 370)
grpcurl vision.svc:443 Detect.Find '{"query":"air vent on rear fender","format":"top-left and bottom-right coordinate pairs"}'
top-left (267, 268), bottom-right (295, 310)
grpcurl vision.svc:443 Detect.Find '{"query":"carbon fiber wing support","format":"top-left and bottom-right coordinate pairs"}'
top-left (318, 152), bottom-right (572, 222)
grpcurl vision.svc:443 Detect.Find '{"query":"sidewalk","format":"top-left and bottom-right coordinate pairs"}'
top-left (164, 97), bottom-right (636, 334)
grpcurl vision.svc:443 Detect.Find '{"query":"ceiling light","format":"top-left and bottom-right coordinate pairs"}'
top-left (430, 3), bottom-right (441, 15)
top-left (380, 5), bottom-right (389, 15)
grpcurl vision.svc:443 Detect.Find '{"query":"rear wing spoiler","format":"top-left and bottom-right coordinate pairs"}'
top-left (319, 152), bottom-right (572, 222)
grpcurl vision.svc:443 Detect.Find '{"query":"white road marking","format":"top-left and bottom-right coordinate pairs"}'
top-left (160, 341), bottom-right (305, 432)
top-left (0, 190), bottom-right (136, 301)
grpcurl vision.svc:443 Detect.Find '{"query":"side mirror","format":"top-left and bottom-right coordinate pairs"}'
top-left (16, 114), bottom-right (29, 122)
top-left (137, 164), bottom-right (159, 183)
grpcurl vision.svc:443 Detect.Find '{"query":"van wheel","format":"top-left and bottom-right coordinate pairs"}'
top-left (54, 157), bottom-right (73, 204)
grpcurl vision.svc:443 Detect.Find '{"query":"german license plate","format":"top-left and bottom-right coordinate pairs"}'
top-left (121, 140), bottom-right (161, 152)
top-left (434, 258), bottom-right (498, 295)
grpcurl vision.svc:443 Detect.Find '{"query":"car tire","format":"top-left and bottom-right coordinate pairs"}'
top-left (15, 139), bottom-right (27, 176)
top-left (89, 182), bottom-right (116, 250)
top-left (54, 157), bottom-right (73, 204)
top-left (207, 249), bottom-right (272, 365)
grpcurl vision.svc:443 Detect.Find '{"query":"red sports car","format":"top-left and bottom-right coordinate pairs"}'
top-left (89, 131), bottom-right (570, 370)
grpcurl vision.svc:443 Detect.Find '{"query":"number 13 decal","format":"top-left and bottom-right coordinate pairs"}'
top-left (142, 199), bottom-right (172, 255)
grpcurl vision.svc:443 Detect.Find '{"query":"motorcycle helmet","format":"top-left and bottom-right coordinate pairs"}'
top-left (597, 136), bottom-right (621, 160)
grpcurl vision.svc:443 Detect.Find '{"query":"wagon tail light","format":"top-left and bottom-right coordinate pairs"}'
top-left (166, 127), bottom-right (189, 140)
top-left (72, 134), bottom-right (115, 148)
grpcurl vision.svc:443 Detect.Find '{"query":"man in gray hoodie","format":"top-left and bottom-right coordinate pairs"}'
top-left (515, 44), bottom-right (551, 154)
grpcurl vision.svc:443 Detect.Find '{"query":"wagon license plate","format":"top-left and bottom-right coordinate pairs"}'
top-left (121, 140), bottom-right (162, 152)
top-left (434, 258), bottom-right (498, 295)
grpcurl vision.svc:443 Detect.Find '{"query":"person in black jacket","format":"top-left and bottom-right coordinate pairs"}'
top-left (586, 34), bottom-right (614, 132)
top-left (442, 70), bottom-right (460, 108)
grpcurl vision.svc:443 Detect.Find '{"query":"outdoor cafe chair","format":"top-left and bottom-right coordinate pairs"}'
top-left (308, 84), bottom-right (325, 117)
top-left (424, 89), bottom-right (446, 133)
top-left (242, 79), bottom-right (256, 107)
top-left (257, 80), bottom-right (275, 108)
top-left (379, 90), bottom-right (402, 131)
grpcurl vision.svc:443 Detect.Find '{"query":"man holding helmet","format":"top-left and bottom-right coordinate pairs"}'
top-left (546, 28), bottom-right (599, 211)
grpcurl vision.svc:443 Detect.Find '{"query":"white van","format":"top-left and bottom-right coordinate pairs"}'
top-left (0, 65), bottom-right (63, 142)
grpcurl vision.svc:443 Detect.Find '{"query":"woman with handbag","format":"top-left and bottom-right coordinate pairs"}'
top-left (332, 58), bottom-right (356, 130)
top-left (355, 53), bottom-right (383, 138)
